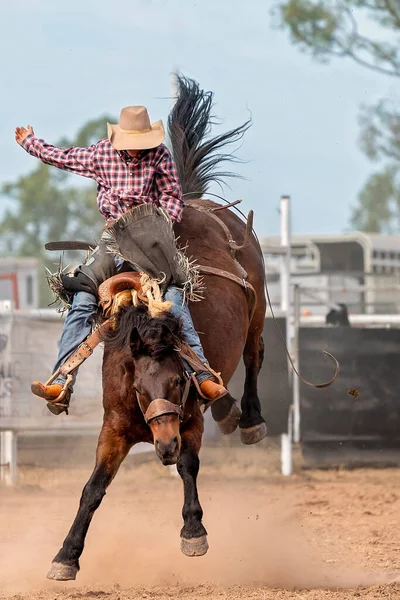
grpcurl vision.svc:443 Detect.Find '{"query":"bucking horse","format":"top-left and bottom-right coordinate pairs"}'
top-left (44, 74), bottom-right (272, 580)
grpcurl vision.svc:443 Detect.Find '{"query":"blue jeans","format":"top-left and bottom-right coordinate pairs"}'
top-left (53, 272), bottom-right (210, 390)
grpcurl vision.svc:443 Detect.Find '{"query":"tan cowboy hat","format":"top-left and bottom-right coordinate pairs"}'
top-left (107, 105), bottom-right (165, 151)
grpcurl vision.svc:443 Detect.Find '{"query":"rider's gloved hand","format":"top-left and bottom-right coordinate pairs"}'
top-left (61, 272), bottom-right (97, 296)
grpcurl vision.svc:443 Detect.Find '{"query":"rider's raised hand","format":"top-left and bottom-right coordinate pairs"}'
top-left (15, 125), bottom-right (34, 145)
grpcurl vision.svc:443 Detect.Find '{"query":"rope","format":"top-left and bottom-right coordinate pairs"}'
top-left (183, 192), bottom-right (339, 388)
top-left (139, 273), bottom-right (173, 317)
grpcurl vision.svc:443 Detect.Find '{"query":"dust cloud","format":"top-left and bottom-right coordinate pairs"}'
top-left (0, 455), bottom-right (395, 598)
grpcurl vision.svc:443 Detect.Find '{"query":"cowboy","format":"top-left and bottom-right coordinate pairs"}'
top-left (15, 105), bottom-right (227, 414)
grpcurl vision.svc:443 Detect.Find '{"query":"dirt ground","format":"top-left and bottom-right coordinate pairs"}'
top-left (1, 441), bottom-right (400, 600)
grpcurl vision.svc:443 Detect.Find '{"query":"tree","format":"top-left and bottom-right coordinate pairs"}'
top-left (273, 0), bottom-right (400, 232)
top-left (0, 117), bottom-right (113, 306)
top-left (273, 0), bottom-right (400, 76)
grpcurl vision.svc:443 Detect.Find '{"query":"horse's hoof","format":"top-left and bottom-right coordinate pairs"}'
top-left (216, 404), bottom-right (241, 435)
top-left (46, 562), bottom-right (78, 581)
top-left (240, 421), bottom-right (267, 445)
top-left (181, 535), bottom-right (209, 557)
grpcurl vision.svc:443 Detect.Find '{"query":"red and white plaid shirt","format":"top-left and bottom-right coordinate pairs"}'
top-left (21, 135), bottom-right (184, 223)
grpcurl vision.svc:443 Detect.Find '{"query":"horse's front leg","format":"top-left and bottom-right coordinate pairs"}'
top-left (177, 425), bottom-right (208, 557)
top-left (47, 424), bottom-right (132, 581)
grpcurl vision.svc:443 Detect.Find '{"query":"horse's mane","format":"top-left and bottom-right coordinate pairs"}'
top-left (105, 304), bottom-right (183, 360)
top-left (167, 74), bottom-right (252, 199)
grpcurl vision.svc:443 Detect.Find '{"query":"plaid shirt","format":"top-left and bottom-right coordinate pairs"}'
top-left (21, 135), bottom-right (184, 223)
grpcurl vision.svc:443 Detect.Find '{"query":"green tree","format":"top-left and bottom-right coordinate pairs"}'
top-left (273, 0), bottom-right (400, 232)
top-left (0, 117), bottom-right (113, 306)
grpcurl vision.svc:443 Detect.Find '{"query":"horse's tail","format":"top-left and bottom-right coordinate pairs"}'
top-left (167, 73), bottom-right (252, 199)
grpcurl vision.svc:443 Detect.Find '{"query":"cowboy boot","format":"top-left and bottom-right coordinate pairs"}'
top-left (31, 381), bottom-right (71, 415)
top-left (199, 378), bottom-right (228, 402)
top-left (177, 341), bottom-right (228, 403)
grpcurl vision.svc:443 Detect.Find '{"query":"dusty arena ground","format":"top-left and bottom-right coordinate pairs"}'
top-left (0, 440), bottom-right (399, 600)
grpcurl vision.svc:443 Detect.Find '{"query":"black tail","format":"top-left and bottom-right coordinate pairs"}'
top-left (167, 74), bottom-right (252, 199)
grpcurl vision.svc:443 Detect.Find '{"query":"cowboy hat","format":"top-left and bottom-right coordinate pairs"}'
top-left (107, 106), bottom-right (165, 151)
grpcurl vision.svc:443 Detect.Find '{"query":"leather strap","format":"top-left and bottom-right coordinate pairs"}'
top-left (137, 376), bottom-right (192, 424)
top-left (144, 399), bottom-right (183, 423)
top-left (45, 241), bottom-right (95, 251)
top-left (190, 203), bottom-right (243, 259)
top-left (176, 341), bottom-right (210, 374)
top-left (210, 199), bottom-right (243, 212)
top-left (175, 341), bottom-right (224, 411)
top-left (58, 320), bottom-right (112, 377)
top-left (176, 340), bottom-right (223, 383)
top-left (197, 265), bottom-right (256, 295)
top-left (189, 202), bottom-right (250, 277)
top-left (197, 265), bottom-right (257, 322)
top-left (188, 203), bottom-right (256, 320)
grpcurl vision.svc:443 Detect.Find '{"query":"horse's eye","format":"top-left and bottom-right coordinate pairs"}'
top-left (174, 376), bottom-right (181, 388)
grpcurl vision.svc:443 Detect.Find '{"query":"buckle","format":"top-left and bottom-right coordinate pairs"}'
top-left (78, 342), bottom-right (93, 358)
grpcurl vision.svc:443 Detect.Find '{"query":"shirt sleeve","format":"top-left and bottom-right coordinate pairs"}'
top-left (20, 134), bottom-right (96, 179)
top-left (154, 147), bottom-right (184, 223)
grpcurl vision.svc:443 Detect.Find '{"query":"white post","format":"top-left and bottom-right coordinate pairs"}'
top-left (293, 284), bottom-right (301, 443)
top-left (0, 431), bottom-right (17, 486)
top-left (280, 195), bottom-right (291, 314)
top-left (280, 195), bottom-right (292, 379)
top-left (281, 408), bottom-right (293, 476)
top-left (0, 299), bottom-right (16, 486)
top-left (280, 195), bottom-right (293, 476)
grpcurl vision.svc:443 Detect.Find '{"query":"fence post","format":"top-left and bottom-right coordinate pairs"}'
top-left (280, 195), bottom-right (293, 475)
top-left (293, 284), bottom-right (301, 443)
top-left (0, 300), bottom-right (17, 486)
top-left (0, 431), bottom-right (17, 486)
top-left (281, 407), bottom-right (293, 476)
top-left (280, 195), bottom-right (292, 380)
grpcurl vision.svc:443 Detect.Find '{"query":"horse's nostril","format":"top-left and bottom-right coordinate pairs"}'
top-left (173, 436), bottom-right (178, 445)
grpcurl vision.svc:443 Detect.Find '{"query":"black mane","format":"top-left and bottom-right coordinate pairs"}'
top-left (167, 74), bottom-right (252, 199)
top-left (105, 304), bottom-right (183, 360)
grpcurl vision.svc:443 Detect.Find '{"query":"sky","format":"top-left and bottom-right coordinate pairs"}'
top-left (1, 0), bottom-right (394, 237)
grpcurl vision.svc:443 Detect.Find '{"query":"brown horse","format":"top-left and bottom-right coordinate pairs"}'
top-left (46, 75), bottom-right (267, 581)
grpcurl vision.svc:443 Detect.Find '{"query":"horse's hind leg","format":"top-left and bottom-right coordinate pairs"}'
top-left (47, 424), bottom-right (131, 581)
top-left (178, 424), bottom-right (208, 557)
top-left (239, 317), bottom-right (267, 445)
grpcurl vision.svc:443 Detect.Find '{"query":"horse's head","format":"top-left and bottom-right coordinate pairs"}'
top-left (107, 304), bottom-right (187, 465)
top-left (133, 352), bottom-right (186, 465)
